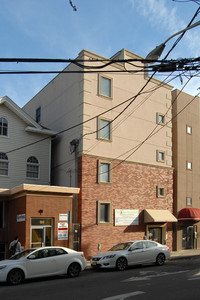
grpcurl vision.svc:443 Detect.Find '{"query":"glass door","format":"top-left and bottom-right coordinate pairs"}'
top-left (182, 226), bottom-right (194, 249)
top-left (148, 227), bottom-right (162, 244)
top-left (31, 218), bottom-right (53, 248)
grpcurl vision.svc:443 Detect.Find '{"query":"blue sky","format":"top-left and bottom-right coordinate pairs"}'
top-left (0, 0), bottom-right (200, 107)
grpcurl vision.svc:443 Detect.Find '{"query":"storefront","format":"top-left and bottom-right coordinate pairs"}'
top-left (144, 209), bottom-right (177, 247)
top-left (176, 207), bottom-right (200, 250)
top-left (0, 184), bottom-right (79, 259)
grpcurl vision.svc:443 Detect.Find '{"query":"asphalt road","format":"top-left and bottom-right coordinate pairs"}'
top-left (1, 257), bottom-right (200, 300)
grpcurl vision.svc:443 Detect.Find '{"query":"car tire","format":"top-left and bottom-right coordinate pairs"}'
top-left (67, 262), bottom-right (81, 278)
top-left (7, 268), bottom-right (24, 285)
top-left (116, 257), bottom-right (127, 271)
top-left (156, 253), bottom-right (165, 266)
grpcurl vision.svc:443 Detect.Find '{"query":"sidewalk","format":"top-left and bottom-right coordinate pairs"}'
top-left (170, 248), bottom-right (200, 260)
top-left (86, 249), bottom-right (200, 268)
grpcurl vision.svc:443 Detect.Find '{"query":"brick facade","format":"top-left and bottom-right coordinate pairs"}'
top-left (78, 155), bottom-right (174, 258)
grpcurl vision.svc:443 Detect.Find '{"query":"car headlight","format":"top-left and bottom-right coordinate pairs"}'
top-left (101, 254), bottom-right (116, 260)
top-left (0, 265), bottom-right (7, 270)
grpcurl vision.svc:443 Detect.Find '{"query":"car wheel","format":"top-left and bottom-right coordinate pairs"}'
top-left (67, 262), bottom-right (81, 278)
top-left (116, 257), bottom-right (127, 271)
top-left (7, 268), bottom-right (24, 285)
top-left (156, 253), bottom-right (165, 266)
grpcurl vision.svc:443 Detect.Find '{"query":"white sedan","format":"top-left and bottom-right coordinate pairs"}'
top-left (0, 246), bottom-right (87, 285)
top-left (91, 240), bottom-right (170, 271)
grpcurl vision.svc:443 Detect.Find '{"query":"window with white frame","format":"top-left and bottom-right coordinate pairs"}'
top-left (98, 161), bottom-right (111, 183)
top-left (157, 186), bottom-right (165, 198)
top-left (98, 118), bottom-right (111, 140)
top-left (0, 118), bottom-right (8, 136)
top-left (186, 161), bottom-right (192, 170)
top-left (156, 150), bottom-right (165, 162)
top-left (26, 156), bottom-right (39, 178)
top-left (99, 75), bottom-right (112, 98)
top-left (186, 125), bottom-right (192, 135)
top-left (97, 201), bottom-right (112, 224)
top-left (0, 153), bottom-right (8, 176)
top-left (186, 197), bottom-right (192, 206)
top-left (156, 113), bottom-right (165, 125)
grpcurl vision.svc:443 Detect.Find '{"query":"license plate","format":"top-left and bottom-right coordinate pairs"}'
top-left (92, 261), bottom-right (97, 265)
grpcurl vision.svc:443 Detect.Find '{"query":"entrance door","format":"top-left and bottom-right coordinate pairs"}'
top-left (31, 218), bottom-right (53, 248)
top-left (182, 226), bottom-right (194, 249)
top-left (148, 227), bottom-right (162, 244)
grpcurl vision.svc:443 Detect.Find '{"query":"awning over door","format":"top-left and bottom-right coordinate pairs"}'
top-left (178, 208), bottom-right (200, 221)
top-left (144, 209), bottom-right (177, 223)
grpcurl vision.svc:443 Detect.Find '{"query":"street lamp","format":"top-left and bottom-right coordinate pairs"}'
top-left (145, 20), bottom-right (200, 61)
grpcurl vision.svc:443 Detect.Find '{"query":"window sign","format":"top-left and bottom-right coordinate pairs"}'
top-left (115, 209), bottom-right (139, 226)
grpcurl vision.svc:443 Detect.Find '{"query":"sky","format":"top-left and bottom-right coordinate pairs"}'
top-left (0, 0), bottom-right (200, 107)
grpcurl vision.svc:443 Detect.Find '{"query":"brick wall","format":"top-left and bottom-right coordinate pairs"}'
top-left (78, 155), bottom-right (173, 258)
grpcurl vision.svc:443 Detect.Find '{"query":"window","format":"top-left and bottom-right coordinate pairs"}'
top-left (97, 201), bottom-right (112, 224)
top-left (187, 161), bottom-right (192, 170)
top-left (27, 156), bottom-right (39, 178)
top-left (98, 118), bottom-right (111, 140)
top-left (0, 201), bottom-right (3, 228)
top-left (36, 107), bottom-right (41, 123)
top-left (0, 118), bottom-right (8, 136)
top-left (186, 125), bottom-right (192, 135)
top-left (157, 186), bottom-right (165, 198)
top-left (156, 150), bottom-right (165, 162)
top-left (98, 161), bottom-right (111, 183)
top-left (186, 197), bottom-right (192, 206)
top-left (99, 75), bottom-right (112, 98)
top-left (0, 153), bottom-right (8, 176)
top-left (156, 113), bottom-right (165, 125)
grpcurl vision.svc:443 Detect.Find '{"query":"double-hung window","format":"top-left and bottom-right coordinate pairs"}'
top-left (0, 118), bottom-right (8, 136)
top-left (27, 156), bottom-right (39, 179)
top-left (99, 75), bottom-right (112, 98)
top-left (156, 150), bottom-right (165, 163)
top-left (156, 113), bottom-right (165, 125)
top-left (157, 186), bottom-right (165, 198)
top-left (0, 153), bottom-right (8, 176)
top-left (98, 161), bottom-right (111, 183)
top-left (97, 201), bottom-right (112, 224)
top-left (98, 118), bottom-right (111, 141)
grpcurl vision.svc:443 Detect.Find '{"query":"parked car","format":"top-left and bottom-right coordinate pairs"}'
top-left (91, 240), bottom-right (170, 271)
top-left (0, 246), bottom-right (87, 285)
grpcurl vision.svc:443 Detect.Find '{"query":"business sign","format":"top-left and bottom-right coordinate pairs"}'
top-left (59, 213), bottom-right (68, 221)
top-left (16, 214), bottom-right (26, 222)
top-left (58, 222), bottom-right (68, 240)
top-left (115, 209), bottom-right (139, 226)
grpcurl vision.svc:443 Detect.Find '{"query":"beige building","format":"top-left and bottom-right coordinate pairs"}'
top-left (23, 49), bottom-right (176, 258)
top-left (172, 89), bottom-right (200, 251)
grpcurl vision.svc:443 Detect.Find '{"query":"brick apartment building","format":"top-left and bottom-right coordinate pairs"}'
top-left (23, 48), bottom-right (177, 258)
top-left (172, 89), bottom-right (200, 251)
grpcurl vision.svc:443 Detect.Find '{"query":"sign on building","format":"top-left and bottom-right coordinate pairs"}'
top-left (58, 222), bottom-right (68, 240)
top-left (115, 209), bottom-right (139, 226)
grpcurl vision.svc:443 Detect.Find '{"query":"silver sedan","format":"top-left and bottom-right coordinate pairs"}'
top-left (91, 240), bottom-right (170, 271)
top-left (0, 246), bottom-right (87, 285)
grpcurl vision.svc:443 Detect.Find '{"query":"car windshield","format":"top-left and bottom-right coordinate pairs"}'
top-left (109, 242), bottom-right (133, 251)
top-left (9, 249), bottom-right (35, 260)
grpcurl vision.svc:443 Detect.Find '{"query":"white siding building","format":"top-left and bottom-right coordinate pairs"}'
top-left (0, 96), bottom-right (56, 189)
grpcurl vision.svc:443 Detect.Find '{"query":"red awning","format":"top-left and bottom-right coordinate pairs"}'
top-left (178, 208), bottom-right (200, 221)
